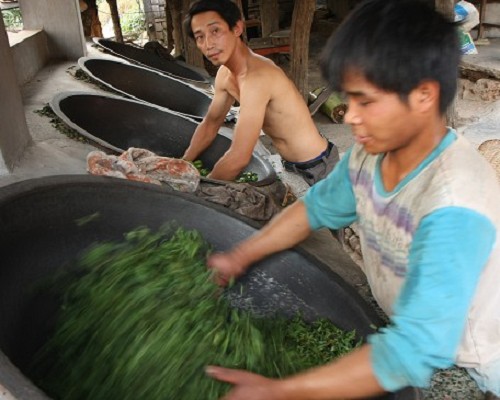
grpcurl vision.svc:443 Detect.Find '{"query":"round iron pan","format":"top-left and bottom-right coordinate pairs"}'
top-left (78, 57), bottom-right (212, 121)
top-left (0, 176), bottom-right (419, 400)
top-left (50, 91), bottom-right (276, 187)
top-left (92, 38), bottom-right (211, 89)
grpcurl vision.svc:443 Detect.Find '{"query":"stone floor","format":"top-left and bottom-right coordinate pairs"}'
top-left (1, 33), bottom-right (500, 399)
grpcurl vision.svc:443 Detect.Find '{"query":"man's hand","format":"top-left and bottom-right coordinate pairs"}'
top-left (206, 366), bottom-right (284, 400)
top-left (207, 201), bottom-right (312, 287)
top-left (207, 251), bottom-right (247, 286)
top-left (206, 346), bottom-right (384, 400)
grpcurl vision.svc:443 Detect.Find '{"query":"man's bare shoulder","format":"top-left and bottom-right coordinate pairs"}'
top-left (214, 66), bottom-right (233, 88)
top-left (245, 54), bottom-right (293, 88)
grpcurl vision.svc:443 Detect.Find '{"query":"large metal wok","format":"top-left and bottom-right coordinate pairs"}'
top-left (78, 57), bottom-right (212, 120)
top-left (50, 91), bottom-right (276, 186)
top-left (93, 38), bottom-right (211, 89)
top-left (0, 176), bottom-right (419, 399)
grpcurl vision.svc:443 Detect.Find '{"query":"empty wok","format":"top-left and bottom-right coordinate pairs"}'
top-left (93, 38), bottom-right (211, 88)
top-left (78, 57), bottom-right (212, 120)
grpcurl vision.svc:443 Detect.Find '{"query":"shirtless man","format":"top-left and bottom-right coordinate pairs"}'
top-left (182, 0), bottom-right (339, 185)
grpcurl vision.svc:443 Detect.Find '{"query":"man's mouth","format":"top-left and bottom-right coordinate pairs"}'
top-left (208, 51), bottom-right (221, 60)
top-left (354, 134), bottom-right (371, 144)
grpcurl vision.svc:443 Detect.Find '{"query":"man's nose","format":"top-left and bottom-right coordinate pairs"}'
top-left (344, 103), bottom-right (360, 125)
top-left (204, 35), bottom-right (215, 49)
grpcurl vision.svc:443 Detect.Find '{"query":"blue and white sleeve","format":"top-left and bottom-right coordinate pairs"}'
top-left (369, 207), bottom-right (496, 390)
top-left (303, 148), bottom-right (357, 230)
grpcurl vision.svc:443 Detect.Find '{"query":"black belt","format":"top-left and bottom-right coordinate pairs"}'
top-left (283, 141), bottom-right (334, 171)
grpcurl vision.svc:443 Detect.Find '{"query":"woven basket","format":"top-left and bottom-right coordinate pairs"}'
top-left (478, 139), bottom-right (500, 183)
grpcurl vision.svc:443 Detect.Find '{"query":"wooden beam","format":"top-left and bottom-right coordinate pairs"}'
top-left (106, 0), bottom-right (123, 43)
top-left (434, 0), bottom-right (457, 127)
top-left (182, 0), bottom-right (205, 69)
top-left (165, 2), bottom-right (175, 53)
top-left (434, 0), bottom-right (455, 20)
top-left (234, 0), bottom-right (248, 41)
top-left (289, 0), bottom-right (315, 100)
top-left (260, 0), bottom-right (279, 38)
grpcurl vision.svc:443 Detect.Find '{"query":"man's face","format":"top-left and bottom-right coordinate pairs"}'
top-left (191, 11), bottom-right (240, 66)
top-left (342, 71), bottom-right (424, 155)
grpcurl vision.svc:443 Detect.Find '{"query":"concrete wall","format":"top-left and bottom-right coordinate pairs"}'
top-left (0, 17), bottom-right (32, 174)
top-left (19, 0), bottom-right (86, 60)
top-left (8, 30), bottom-right (49, 85)
top-left (0, 0), bottom-right (86, 175)
top-left (483, 2), bottom-right (500, 38)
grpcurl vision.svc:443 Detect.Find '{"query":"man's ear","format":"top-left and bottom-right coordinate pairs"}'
top-left (233, 20), bottom-right (245, 38)
top-left (412, 80), bottom-right (440, 113)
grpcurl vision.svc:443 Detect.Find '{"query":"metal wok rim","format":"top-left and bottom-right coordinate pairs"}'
top-left (49, 91), bottom-right (277, 187)
top-left (77, 56), bottom-right (212, 121)
top-left (0, 175), bottom-right (418, 400)
top-left (92, 37), bottom-right (212, 88)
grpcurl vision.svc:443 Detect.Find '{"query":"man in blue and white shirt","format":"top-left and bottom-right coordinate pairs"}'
top-left (204, 1), bottom-right (500, 399)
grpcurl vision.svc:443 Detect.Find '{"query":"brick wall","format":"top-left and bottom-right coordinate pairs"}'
top-left (144, 0), bottom-right (167, 42)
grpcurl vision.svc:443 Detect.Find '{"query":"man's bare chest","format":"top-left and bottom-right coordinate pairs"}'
top-left (225, 83), bottom-right (240, 103)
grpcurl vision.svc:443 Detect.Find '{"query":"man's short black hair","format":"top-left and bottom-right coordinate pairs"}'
top-left (321, 0), bottom-right (461, 114)
top-left (184, 0), bottom-right (242, 39)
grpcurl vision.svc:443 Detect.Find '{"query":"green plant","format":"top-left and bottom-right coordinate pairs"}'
top-left (192, 159), bottom-right (259, 183)
top-left (96, 0), bottom-right (146, 39)
top-left (120, 10), bottom-right (145, 36)
top-left (2, 9), bottom-right (23, 30)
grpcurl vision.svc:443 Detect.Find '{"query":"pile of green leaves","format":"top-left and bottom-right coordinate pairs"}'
top-left (34, 104), bottom-right (90, 144)
top-left (70, 67), bottom-right (117, 94)
top-left (30, 226), bottom-right (359, 400)
top-left (192, 160), bottom-right (259, 183)
top-left (235, 171), bottom-right (259, 183)
top-left (192, 159), bottom-right (210, 177)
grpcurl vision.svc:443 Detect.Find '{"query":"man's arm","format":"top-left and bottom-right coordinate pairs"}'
top-left (206, 210), bottom-right (497, 400)
top-left (369, 207), bottom-right (496, 390)
top-left (208, 150), bottom-right (357, 285)
top-left (183, 72), bottom-right (234, 162)
top-left (207, 77), bottom-right (270, 181)
top-left (206, 344), bottom-right (385, 400)
top-left (208, 200), bottom-right (312, 285)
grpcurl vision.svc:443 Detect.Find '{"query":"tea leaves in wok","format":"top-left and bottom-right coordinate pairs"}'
top-left (30, 226), bottom-right (358, 400)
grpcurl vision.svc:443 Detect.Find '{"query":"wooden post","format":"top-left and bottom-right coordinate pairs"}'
top-left (289, 0), bottom-right (315, 100)
top-left (435, 0), bottom-right (457, 127)
top-left (168, 0), bottom-right (184, 57)
top-left (260, 0), bottom-right (279, 38)
top-left (165, 2), bottom-right (175, 53)
top-left (434, 0), bottom-right (455, 20)
top-left (81, 0), bottom-right (103, 38)
top-left (106, 0), bottom-right (123, 43)
top-left (234, 0), bottom-right (248, 41)
top-left (182, 0), bottom-right (205, 69)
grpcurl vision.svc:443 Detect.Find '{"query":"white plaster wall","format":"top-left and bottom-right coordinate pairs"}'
top-left (0, 17), bottom-right (32, 174)
top-left (19, 0), bottom-right (86, 60)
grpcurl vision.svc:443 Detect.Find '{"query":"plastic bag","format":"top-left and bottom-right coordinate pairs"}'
top-left (455, 1), bottom-right (480, 32)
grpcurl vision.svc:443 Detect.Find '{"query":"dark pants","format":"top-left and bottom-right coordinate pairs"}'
top-left (282, 141), bottom-right (340, 186)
